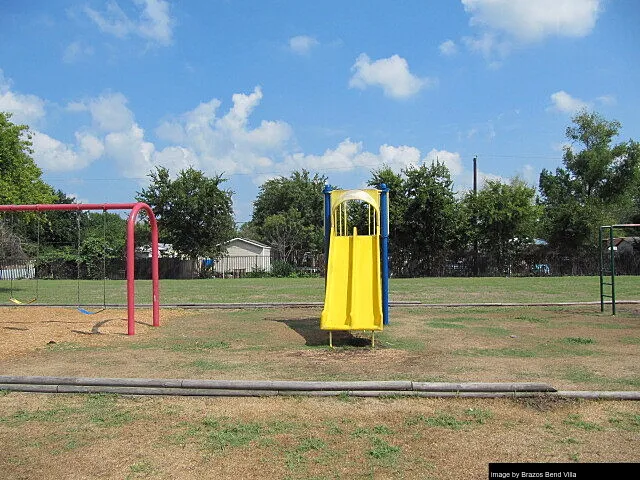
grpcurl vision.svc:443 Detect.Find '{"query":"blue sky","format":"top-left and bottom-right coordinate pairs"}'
top-left (1, 0), bottom-right (638, 222)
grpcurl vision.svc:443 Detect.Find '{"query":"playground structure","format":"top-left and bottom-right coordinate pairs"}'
top-left (0, 202), bottom-right (160, 335)
top-left (599, 223), bottom-right (640, 315)
top-left (320, 185), bottom-right (389, 346)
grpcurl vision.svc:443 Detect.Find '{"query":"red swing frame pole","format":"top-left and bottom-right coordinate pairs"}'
top-left (0, 202), bottom-right (159, 335)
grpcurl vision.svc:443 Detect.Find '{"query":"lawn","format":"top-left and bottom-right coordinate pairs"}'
top-left (0, 277), bottom-right (638, 478)
top-left (2, 275), bottom-right (639, 305)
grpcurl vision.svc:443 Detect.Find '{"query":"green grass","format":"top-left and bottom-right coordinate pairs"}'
top-left (455, 339), bottom-right (597, 359)
top-left (3, 275), bottom-right (640, 305)
top-left (187, 360), bottom-right (236, 371)
top-left (562, 367), bottom-right (640, 389)
top-left (0, 394), bottom-right (134, 429)
top-left (367, 437), bottom-right (400, 463)
top-left (563, 414), bottom-right (603, 431)
top-left (403, 410), bottom-right (492, 430)
top-left (608, 412), bottom-right (640, 432)
top-left (428, 321), bottom-right (466, 329)
top-left (169, 340), bottom-right (230, 352)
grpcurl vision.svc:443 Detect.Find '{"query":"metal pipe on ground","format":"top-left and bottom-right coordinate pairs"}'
top-left (1, 375), bottom-right (638, 400)
top-left (1, 383), bottom-right (639, 400)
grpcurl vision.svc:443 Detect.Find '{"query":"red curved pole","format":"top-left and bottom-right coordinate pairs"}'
top-left (126, 203), bottom-right (160, 335)
top-left (0, 202), bottom-right (160, 335)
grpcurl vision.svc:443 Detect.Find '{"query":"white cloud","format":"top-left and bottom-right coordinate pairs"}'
top-left (378, 144), bottom-right (422, 170)
top-left (517, 164), bottom-right (537, 186)
top-left (596, 94), bottom-right (616, 106)
top-left (461, 0), bottom-right (602, 42)
top-left (84, 0), bottom-right (174, 46)
top-left (84, 1), bottom-right (133, 38)
top-left (462, 32), bottom-right (509, 60)
top-left (31, 131), bottom-right (104, 171)
top-left (63, 41), bottom-right (95, 63)
top-left (425, 149), bottom-right (463, 176)
top-left (349, 54), bottom-right (434, 99)
top-left (0, 71), bottom-right (46, 125)
top-left (136, 0), bottom-right (173, 45)
top-left (548, 90), bottom-right (590, 113)
top-left (69, 92), bottom-right (135, 131)
top-left (439, 39), bottom-right (458, 56)
top-left (104, 124), bottom-right (156, 177)
top-left (283, 141), bottom-right (461, 184)
top-left (289, 35), bottom-right (319, 55)
top-left (155, 86), bottom-right (292, 176)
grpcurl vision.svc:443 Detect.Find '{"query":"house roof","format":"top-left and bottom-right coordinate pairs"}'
top-left (223, 237), bottom-right (271, 249)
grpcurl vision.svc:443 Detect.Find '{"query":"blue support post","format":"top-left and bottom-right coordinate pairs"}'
top-left (323, 185), bottom-right (333, 286)
top-left (380, 184), bottom-right (390, 325)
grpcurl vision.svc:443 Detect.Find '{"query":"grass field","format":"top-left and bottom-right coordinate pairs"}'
top-left (0, 277), bottom-right (638, 478)
top-left (2, 275), bottom-right (639, 305)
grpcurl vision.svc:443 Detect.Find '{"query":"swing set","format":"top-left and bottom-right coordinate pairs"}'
top-left (0, 202), bottom-right (160, 335)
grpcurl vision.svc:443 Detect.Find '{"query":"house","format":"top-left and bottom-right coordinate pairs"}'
top-left (210, 238), bottom-right (271, 276)
top-left (605, 237), bottom-right (640, 254)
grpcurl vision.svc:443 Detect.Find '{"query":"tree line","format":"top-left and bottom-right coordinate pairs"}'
top-left (1, 110), bottom-right (639, 277)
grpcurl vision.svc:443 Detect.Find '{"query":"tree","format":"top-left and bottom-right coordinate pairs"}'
top-left (401, 162), bottom-right (462, 276)
top-left (0, 112), bottom-right (54, 206)
top-left (136, 166), bottom-right (235, 259)
top-left (367, 162), bottom-right (462, 276)
top-left (539, 111), bottom-right (640, 257)
top-left (368, 166), bottom-right (408, 275)
top-left (0, 112), bottom-right (55, 263)
top-left (260, 209), bottom-right (314, 263)
top-left (251, 170), bottom-right (327, 263)
top-left (464, 179), bottom-right (539, 274)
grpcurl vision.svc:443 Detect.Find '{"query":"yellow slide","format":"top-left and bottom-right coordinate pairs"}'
top-left (321, 227), bottom-right (383, 331)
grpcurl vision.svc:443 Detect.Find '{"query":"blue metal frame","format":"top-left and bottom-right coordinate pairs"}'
top-left (323, 185), bottom-right (333, 287)
top-left (379, 184), bottom-right (390, 325)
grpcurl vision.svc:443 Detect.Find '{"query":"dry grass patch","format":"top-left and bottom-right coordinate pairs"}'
top-left (0, 393), bottom-right (638, 479)
top-left (0, 305), bottom-right (638, 390)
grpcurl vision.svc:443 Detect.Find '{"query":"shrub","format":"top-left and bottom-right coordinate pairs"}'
top-left (271, 260), bottom-right (295, 277)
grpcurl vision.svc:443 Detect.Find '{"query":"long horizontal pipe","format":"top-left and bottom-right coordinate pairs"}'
top-left (2, 300), bottom-right (638, 310)
top-left (3, 376), bottom-right (639, 400)
top-left (0, 383), bottom-right (638, 400)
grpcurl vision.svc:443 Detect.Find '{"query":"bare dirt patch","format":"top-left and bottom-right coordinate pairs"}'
top-left (0, 307), bottom-right (187, 359)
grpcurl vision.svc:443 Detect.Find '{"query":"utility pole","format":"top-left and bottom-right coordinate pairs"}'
top-left (473, 156), bottom-right (478, 276)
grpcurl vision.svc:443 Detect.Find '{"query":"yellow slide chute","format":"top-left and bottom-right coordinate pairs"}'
top-left (321, 189), bottom-right (383, 332)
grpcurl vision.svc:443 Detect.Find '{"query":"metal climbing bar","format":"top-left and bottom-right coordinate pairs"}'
top-left (599, 223), bottom-right (640, 315)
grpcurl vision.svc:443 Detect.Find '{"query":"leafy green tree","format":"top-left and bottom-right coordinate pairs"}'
top-left (136, 166), bottom-right (235, 259)
top-left (401, 162), bottom-right (462, 276)
top-left (260, 209), bottom-right (314, 263)
top-left (0, 112), bottom-right (54, 206)
top-left (39, 190), bottom-right (78, 248)
top-left (251, 170), bottom-right (327, 263)
top-left (539, 111), bottom-right (640, 256)
top-left (0, 112), bottom-right (55, 263)
top-left (464, 179), bottom-right (539, 274)
top-left (368, 166), bottom-right (408, 275)
top-left (367, 162), bottom-right (461, 276)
